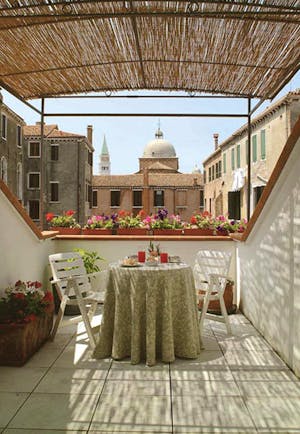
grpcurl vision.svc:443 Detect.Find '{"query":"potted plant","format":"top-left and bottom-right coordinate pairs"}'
top-left (184, 211), bottom-right (215, 235)
top-left (46, 210), bottom-right (81, 235)
top-left (82, 214), bottom-right (114, 235)
top-left (117, 210), bottom-right (148, 235)
top-left (150, 208), bottom-right (183, 235)
top-left (0, 280), bottom-right (54, 366)
top-left (215, 215), bottom-right (247, 236)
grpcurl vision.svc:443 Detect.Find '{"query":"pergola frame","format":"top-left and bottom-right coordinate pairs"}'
top-left (1, 0), bottom-right (299, 227)
top-left (23, 91), bottom-right (266, 227)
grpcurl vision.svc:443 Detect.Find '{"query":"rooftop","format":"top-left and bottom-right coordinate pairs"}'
top-left (1, 312), bottom-right (299, 432)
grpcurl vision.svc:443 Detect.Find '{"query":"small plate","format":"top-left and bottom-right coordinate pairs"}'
top-left (168, 256), bottom-right (181, 263)
top-left (121, 263), bottom-right (142, 268)
top-left (145, 261), bottom-right (159, 267)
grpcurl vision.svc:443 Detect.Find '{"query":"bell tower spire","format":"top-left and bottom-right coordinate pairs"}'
top-left (99, 135), bottom-right (111, 174)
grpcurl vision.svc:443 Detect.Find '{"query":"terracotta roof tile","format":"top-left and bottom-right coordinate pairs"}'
top-left (93, 172), bottom-right (203, 187)
top-left (23, 124), bottom-right (85, 139)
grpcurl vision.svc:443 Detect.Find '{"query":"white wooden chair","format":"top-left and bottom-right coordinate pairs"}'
top-left (49, 252), bottom-right (104, 349)
top-left (194, 250), bottom-right (233, 340)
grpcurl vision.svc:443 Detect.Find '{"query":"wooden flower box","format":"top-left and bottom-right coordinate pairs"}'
top-left (117, 228), bottom-right (148, 235)
top-left (0, 307), bottom-right (54, 366)
top-left (50, 227), bottom-right (81, 235)
top-left (184, 228), bottom-right (215, 236)
top-left (198, 282), bottom-right (236, 315)
top-left (82, 228), bottom-right (113, 235)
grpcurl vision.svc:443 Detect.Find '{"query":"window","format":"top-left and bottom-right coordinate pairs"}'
top-left (92, 190), bottom-right (98, 207)
top-left (17, 125), bottom-right (22, 147)
top-left (254, 186), bottom-right (265, 208)
top-left (261, 129), bottom-right (266, 160)
top-left (28, 172), bottom-right (40, 189)
top-left (154, 190), bottom-right (164, 207)
top-left (1, 114), bottom-right (7, 139)
top-left (0, 156), bottom-right (8, 183)
top-left (212, 165), bottom-right (215, 181)
top-left (228, 191), bottom-right (241, 220)
top-left (252, 135), bottom-right (257, 162)
top-left (111, 190), bottom-right (120, 207)
top-left (50, 182), bottom-right (59, 202)
top-left (133, 190), bottom-right (143, 207)
top-left (216, 160), bottom-right (222, 178)
top-left (29, 141), bottom-right (40, 157)
top-left (176, 190), bottom-right (187, 207)
top-left (208, 167), bottom-right (212, 182)
top-left (236, 144), bottom-right (241, 168)
top-left (231, 148), bottom-right (235, 170)
top-left (200, 189), bottom-right (204, 211)
top-left (51, 145), bottom-right (59, 161)
top-left (223, 153), bottom-right (226, 174)
top-left (29, 200), bottom-right (39, 220)
top-left (88, 185), bottom-right (92, 207)
top-left (203, 170), bottom-right (206, 184)
top-left (245, 139), bottom-right (249, 163)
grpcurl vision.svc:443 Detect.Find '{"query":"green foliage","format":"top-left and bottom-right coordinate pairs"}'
top-left (73, 248), bottom-right (105, 274)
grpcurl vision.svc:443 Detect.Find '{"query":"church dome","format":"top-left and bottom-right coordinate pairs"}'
top-left (192, 164), bottom-right (201, 174)
top-left (142, 128), bottom-right (176, 158)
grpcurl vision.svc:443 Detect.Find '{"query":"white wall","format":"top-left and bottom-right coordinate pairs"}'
top-left (0, 192), bottom-right (55, 291)
top-left (238, 136), bottom-right (300, 376)
top-left (54, 238), bottom-right (237, 300)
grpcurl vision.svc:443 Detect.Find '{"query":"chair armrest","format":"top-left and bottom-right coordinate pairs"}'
top-left (50, 270), bottom-right (104, 285)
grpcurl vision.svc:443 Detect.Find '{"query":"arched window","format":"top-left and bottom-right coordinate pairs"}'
top-left (17, 162), bottom-right (23, 200)
top-left (0, 156), bottom-right (8, 184)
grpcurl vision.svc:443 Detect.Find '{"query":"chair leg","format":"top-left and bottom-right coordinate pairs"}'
top-left (219, 295), bottom-right (232, 335)
top-left (199, 294), bottom-right (210, 347)
top-left (51, 296), bottom-right (68, 340)
top-left (77, 299), bottom-right (96, 349)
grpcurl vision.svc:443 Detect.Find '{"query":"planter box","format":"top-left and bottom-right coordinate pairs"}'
top-left (184, 228), bottom-right (215, 236)
top-left (82, 228), bottom-right (112, 235)
top-left (117, 228), bottom-right (148, 235)
top-left (198, 283), bottom-right (236, 315)
top-left (0, 307), bottom-right (54, 366)
top-left (153, 229), bottom-right (184, 235)
top-left (50, 227), bottom-right (81, 235)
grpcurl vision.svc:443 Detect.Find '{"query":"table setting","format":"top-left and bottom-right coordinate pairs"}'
top-left (93, 243), bottom-right (201, 366)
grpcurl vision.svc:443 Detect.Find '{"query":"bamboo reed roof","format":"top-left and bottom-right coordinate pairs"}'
top-left (0, 1), bottom-right (299, 100)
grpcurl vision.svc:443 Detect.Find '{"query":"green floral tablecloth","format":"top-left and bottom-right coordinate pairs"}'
top-left (93, 263), bottom-right (201, 366)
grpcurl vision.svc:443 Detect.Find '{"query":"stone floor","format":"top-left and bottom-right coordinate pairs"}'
top-left (1, 313), bottom-right (300, 434)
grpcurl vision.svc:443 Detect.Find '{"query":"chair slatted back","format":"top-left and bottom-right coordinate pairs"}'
top-left (194, 250), bottom-right (232, 288)
top-left (49, 252), bottom-right (91, 298)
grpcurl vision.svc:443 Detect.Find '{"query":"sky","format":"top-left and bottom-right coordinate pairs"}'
top-left (2, 71), bottom-right (300, 175)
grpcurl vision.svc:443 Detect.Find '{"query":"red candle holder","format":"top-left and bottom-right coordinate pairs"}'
top-left (160, 252), bottom-right (168, 263)
top-left (138, 251), bottom-right (146, 262)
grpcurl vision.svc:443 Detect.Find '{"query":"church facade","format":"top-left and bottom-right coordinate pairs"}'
top-left (92, 129), bottom-right (204, 221)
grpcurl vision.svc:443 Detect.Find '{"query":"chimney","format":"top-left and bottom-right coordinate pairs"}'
top-left (213, 133), bottom-right (219, 150)
top-left (87, 125), bottom-right (93, 145)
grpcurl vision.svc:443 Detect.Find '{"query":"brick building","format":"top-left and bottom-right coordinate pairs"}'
top-left (203, 89), bottom-right (300, 219)
top-left (0, 92), bottom-right (24, 201)
top-left (23, 123), bottom-right (94, 227)
top-left (92, 128), bottom-right (204, 221)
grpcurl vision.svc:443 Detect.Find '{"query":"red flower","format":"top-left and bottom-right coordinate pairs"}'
top-left (43, 291), bottom-right (54, 303)
top-left (46, 212), bottom-right (55, 222)
top-left (14, 293), bottom-right (25, 300)
top-left (34, 281), bottom-right (42, 289)
top-left (23, 314), bottom-right (37, 323)
top-left (190, 216), bottom-right (197, 224)
top-left (65, 210), bottom-right (75, 216)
